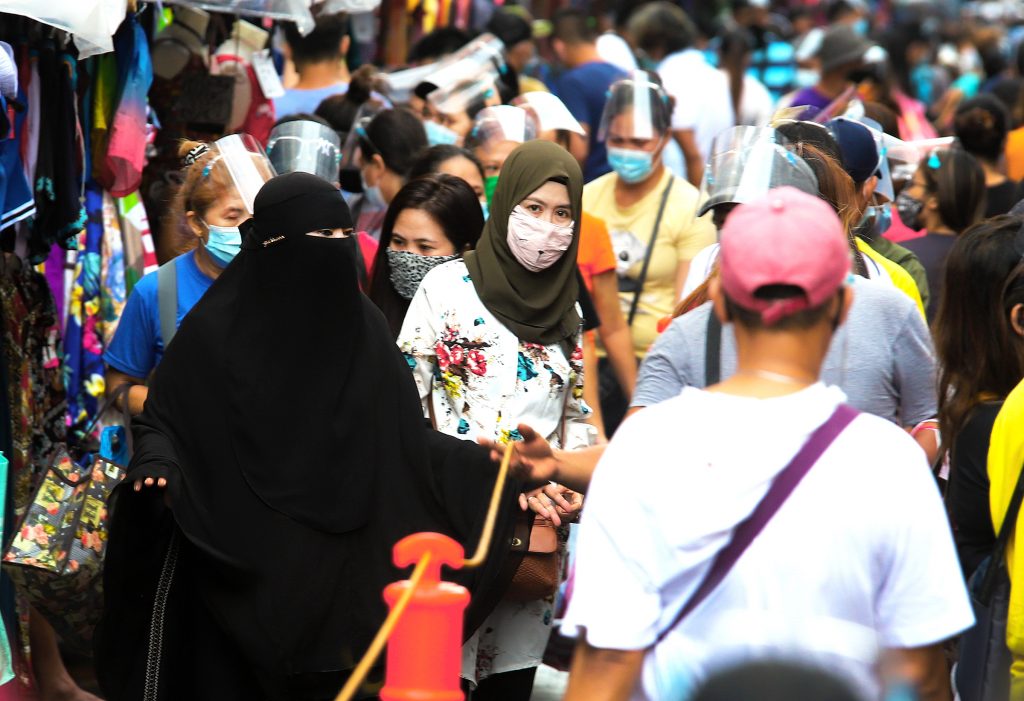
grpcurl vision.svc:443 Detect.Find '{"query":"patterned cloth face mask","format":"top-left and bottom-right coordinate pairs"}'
top-left (386, 248), bottom-right (460, 299)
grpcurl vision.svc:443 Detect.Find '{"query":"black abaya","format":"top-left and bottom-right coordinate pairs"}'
top-left (97, 174), bottom-right (525, 700)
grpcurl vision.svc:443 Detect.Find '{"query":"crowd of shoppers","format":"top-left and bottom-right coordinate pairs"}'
top-left (58, 1), bottom-right (1024, 700)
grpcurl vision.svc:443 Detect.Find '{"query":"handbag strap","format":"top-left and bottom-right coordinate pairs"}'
top-left (157, 257), bottom-right (178, 349)
top-left (978, 457), bottom-right (1024, 604)
top-left (627, 176), bottom-right (675, 327)
top-left (655, 403), bottom-right (858, 643)
top-left (704, 310), bottom-right (722, 386)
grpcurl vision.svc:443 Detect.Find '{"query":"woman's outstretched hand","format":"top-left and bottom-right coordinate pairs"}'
top-left (477, 423), bottom-right (559, 485)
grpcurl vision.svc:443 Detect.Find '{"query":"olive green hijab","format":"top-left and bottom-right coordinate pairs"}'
top-left (464, 140), bottom-right (582, 346)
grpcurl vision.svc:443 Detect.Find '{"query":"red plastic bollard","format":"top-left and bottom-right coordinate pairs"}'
top-left (380, 533), bottom-right (469, 701)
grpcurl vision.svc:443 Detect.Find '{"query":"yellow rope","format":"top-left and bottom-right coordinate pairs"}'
top-left (463, 441), bottom-right (514, 569)
top-left (333, 552), bottom-right (433, 701)
top-left (333, 440), bottom-right (514, 700)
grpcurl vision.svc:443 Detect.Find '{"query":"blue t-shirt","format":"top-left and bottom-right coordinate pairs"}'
top-left (555, 61), bottom-right (627, 183)
top-left (103, 250), bottom-right (215, 378)
top-left (272, 82), bottom-right (348, 119)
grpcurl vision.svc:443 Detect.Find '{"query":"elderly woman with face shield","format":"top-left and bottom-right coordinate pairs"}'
top-left (398, 140), bottom-right (590, 699)
top-left (103, 135), bottom-right (274, 415)
top-left (583, 72), bottom-right (716, 433)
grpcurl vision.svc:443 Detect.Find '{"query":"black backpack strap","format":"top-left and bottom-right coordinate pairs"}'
top-left (627, 176), bottom-right (675, 327)
top-left (704, 310), bottom-right (722, 386)
top-left (979, 459), bottom-right (1024, 604)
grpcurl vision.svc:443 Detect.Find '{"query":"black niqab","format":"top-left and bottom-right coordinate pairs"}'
top-left (98, 173), bottom-right (524, 700)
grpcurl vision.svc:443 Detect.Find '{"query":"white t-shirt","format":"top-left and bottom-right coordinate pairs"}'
top-left (562, 384), bottom-right (973, 700)
top-left (737, 73), bottom-right (775, 126)
top-left (659, 50), bottom-right (735, 162)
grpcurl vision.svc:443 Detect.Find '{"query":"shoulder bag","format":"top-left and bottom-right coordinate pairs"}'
top-left (955, 459), bottom-right (1024, 701)
top-left (3, 384), bottom-right (133, 654)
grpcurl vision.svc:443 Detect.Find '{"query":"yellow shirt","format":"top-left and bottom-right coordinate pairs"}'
top-left (857, 239), bottom-right (926, 319)
top-left (583, 169), bottom-right (715, 354)
top-left (988, 379), bottom-right (1024, 697)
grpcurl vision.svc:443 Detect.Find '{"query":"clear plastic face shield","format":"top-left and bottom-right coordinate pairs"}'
top-left (205, 133), bottom-right (276, 215)
top-left (470, 105), bottom-right (539, 147)
top-left (597, 71), bottom-right (672, 145)
top-left (698, 126), bottom-right (819, 224)
top-left (266, 121), bottom-right (342, 186)
top-left (512, 92), bottom-right (585, 138)
top-left (339, 102), bottom-right (387, 171)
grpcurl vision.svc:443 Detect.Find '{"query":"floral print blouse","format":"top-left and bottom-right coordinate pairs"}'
top-left (397, 259), bottom-right (590, 684)
top-left (398, 259), bottom-right (591, 450)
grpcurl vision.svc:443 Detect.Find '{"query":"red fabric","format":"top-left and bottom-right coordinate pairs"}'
top-left (358, 231), bottom-right (378, 288)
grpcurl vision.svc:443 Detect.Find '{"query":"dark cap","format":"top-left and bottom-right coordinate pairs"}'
top-left (827, 117), bottom-right (881, 185)
top-left (816, 25), bottom-right (871, 73)
top-left (248, 172), bottom-right (353, 245)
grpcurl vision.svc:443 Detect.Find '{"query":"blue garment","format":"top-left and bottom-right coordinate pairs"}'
top-left (554, 61), bottom-right (626, 182)
top-left (103, 250), bottom-right (214, 378)
top-left (0, 90), bottom-right (36, 229)
top-left (273, 82), bottom-right (348, 119)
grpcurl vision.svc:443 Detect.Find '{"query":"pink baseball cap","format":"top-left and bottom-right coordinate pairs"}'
top-left (719, 186), bottom-right (851, 326)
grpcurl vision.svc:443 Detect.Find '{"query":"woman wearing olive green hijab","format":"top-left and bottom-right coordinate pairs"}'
top-left (398, 140), bottom-right (591, 698)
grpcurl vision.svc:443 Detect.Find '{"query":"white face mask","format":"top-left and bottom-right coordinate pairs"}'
top-left (505, 206), bottom-right (575, 272)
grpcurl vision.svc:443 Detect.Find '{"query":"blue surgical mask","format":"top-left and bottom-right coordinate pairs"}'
top-left (424, 120), bottom-right (459, 146)
top-left (479, 199), bottom-right (489, 221)
top-left (361, 170), bottom-right (387, 210)
top-left (608, 146), bottom-right (655, 184)
top-left (203, 222), bottom-right (241, 267)
top-left (853, 18), bottom-right (869, 36)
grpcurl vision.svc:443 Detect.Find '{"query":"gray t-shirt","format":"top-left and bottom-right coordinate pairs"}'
top-left (633, 279), bottom-right (937, 426)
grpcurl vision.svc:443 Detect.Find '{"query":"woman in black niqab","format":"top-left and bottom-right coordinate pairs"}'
top-left (97, 173), bottom-right (524, 701)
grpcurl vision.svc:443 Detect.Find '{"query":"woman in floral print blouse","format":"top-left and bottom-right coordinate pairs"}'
top-left (398, 141), bottom-right (591, 699)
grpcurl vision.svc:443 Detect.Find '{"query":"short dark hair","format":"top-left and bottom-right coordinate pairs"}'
top-left (863, 102), bottom-right (900, 137)
top-left (825, 0), bottom-right (860, 24)
top-left (408, 145), bottom-right (485, 183)
top-left (314, 65), bottom-right (381, 134)
top-left (271, 112), bottom-right (333, 130)
top-left (407, 27), bottom-right (474, 64)
top-left (692, 660), bottom-right (861, 701)
top-left (991, 77), bottom-right (1024, 129)
top-left (627, 2), bottom-right (696, 57)
top-left (368, 174), bottom-right (485, 337)
top-left (724, 285), bottom-right (840, 332)
top-left (921, 146), bottom-right (986, 234)
top-left (954, 94), bottom-right (1011, 163)
top-left (552, 8), bottom-right (598, 45)
top-left (362, 108), bottom-right (428, 177)
top-left (283, 13), bottom-right (350, 67)
top-left (487, 8), bottom-right (533, 48)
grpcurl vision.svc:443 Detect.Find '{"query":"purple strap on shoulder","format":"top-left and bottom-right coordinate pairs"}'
top-left (655, 403), bottom-right (859, 643)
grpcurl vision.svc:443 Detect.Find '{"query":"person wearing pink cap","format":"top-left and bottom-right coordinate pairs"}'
top-left (492, 188), bottom-right (972, 701)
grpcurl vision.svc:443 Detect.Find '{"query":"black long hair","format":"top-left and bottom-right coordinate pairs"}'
top-left (368, 174), bottom-right (486, 337)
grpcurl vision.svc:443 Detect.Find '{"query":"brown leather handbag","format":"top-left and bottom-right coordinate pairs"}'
top-left (505, 517), bottom-right (560, 602)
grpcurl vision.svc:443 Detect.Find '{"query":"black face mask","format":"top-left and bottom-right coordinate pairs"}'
top-left (895, 191), bottom-right (925, 231)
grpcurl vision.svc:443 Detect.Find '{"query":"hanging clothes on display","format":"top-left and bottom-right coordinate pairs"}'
top-left (106, 15), bottom-right (153, 197)
top-left (30, 42), bottom-right (86, 263)
top-left (63, 183), bottom-right (105, 430)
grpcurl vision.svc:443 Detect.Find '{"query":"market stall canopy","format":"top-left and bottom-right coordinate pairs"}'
top-left (0, 0), bottom-right (128, 57)
top-left (162, 0), bottom-right (315, 34)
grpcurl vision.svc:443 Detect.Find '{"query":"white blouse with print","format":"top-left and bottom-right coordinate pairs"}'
top-left (397, 258), bottom-right (590, 684)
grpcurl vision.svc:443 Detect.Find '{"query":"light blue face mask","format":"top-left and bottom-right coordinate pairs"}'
top-left (479, 199), bottom-right (489, 221)
top-left (361, 170), bottom-right (387, 210)
top-left (203, 222), bottom-right (242, 267)
top-left (608, 146), bottom-right (656, 184)
top-left (424, 120), bottom-right (459, 146)
top-left (853, 18), bottom-right (869, 36)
